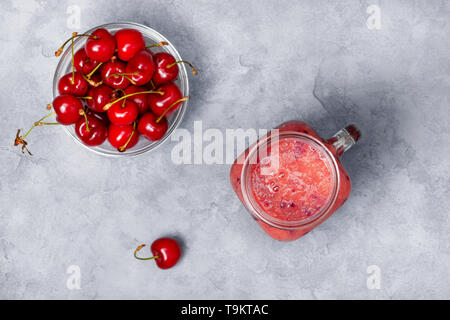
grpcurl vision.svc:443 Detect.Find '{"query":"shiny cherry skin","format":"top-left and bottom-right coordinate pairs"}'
top-left (123, 85), bottom-right (149, 114)
top-left (152, 52), bottom-right (178, 86)
top-left (75, 113), bottom-right (108, 146)
top-left (148, 82), bottom-right (183, 117)
top-left (100, 59), bottom-right (131, 89)
top-left (114, 29), bottom-right (146, 61)
top-left (137, 112), bottom-right (168, 141)
top-left (58, 72), bottom-right (89, 96)
top-left (108, 123), bottom-right (139, 151)
top-left (85, 28), bottom-right (116, 62)
top-left (151, 238), bottom-right (181, 269)
top-left (126, 50), bottom-right (155, 86)
top-left (86, 85), bottom-right (115, 113)
top-left (107, 100), bottom-right (139, 125)
top-left (73, 48), bottom-right (100, 75)
top-left (53, 95), bottom-right (84, 125)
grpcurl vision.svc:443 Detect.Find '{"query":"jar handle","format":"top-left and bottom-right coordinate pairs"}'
top-left (328, 124), bottom-right (361, 156)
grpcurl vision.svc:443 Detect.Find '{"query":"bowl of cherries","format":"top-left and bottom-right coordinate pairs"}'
top-left (15, 22), bottom-right (196, 157)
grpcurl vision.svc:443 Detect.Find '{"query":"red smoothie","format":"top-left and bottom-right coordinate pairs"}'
top-left (230, 121), bottom-right (359, 241)
top-left (250, 137), bottom-right (334, 223)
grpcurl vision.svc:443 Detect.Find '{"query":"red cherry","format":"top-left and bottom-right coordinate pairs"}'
top-left (152, 52), bottom-right (178, 86)
top-left (85, 28), bottom-right (116, 63)
top-left (148, 82), bottom-right (184, 117)
top-left (151, 238), bottom-right (181, 269)
top-left (107, 100), bottom-right (139, 125)
top-left (73, 48), bottom-right (100, 75)
top-left (86, 85), bottom-right (115, 113)
top-left (137, 112), bottom-right (168, 141)
top-left (108, 123), bottom-right (139, 151)
top-left (52, 95), bottom-right (84, 125)
top-left (123, 85), bottom-right (149, 114)
top-left (75, 113), bottom-right (108, 146)
top-left (134, 238), bottom-right (181, 269)
top-left (126, 50), bottom-right (155, 86)
top-left (58, 72), bottom-right (89, 96)
top-left (115, 29), bottom-right (146, 61)
top-left (100, 59), bottom-right (131, 89)
top-left (152, 53), bottom-right (198, 87)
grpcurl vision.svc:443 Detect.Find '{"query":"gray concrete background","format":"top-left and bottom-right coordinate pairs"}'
top-left (1, 0), bottom-right (450, 299)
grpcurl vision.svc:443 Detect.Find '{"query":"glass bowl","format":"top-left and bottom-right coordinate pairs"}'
top-left (52, 22), bottom-right (189, 157)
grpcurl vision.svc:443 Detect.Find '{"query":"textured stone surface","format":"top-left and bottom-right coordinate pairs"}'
top-left (1, 0), bottom-right (450, 299)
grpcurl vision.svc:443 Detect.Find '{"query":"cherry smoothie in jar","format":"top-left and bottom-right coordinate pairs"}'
top-left (230, 121), bottom-right (360, 241)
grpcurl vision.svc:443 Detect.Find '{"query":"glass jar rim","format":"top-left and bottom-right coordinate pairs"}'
top-left (240, 131), bottom-right (341, 230)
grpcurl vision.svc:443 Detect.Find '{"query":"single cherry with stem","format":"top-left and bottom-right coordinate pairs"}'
top-left (84, 28), bottom-right (116, 62)
top-left (148, 82), bottom-right (185, 117)
top-left (137, 112), bottom-right (168, 141)
top-left (108, 123), bottom-right (139, 152)
top-left (56, 31), bottom-right (111, 82)
top-left (107, 100), bottom-right (139, 126)
top-left (58, 71), bottom-right (89, 96)
top-left (53, 95), bottom-right (85, 125)
top-left (100, 59), bottom-right (134, 89)
top-left (126, 49), bottom-right (155, 86)
top-left (55, 32), bottom-right (97, 57)
top-left (73, 48), bottom-right (100, 76)
top-left (152, 52), bottom-right (197, 86)
top-left (75, 112), bottom-right (108, 146)
top-left (114, 28), bottom-right (146, 61)
top-left (134, 238), bottom-right (181, 269)
top-left (86, 85), bottom-right (116, 113)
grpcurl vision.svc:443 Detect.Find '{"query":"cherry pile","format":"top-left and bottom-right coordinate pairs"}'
top-left (15, 28), bottom-right (197, 155)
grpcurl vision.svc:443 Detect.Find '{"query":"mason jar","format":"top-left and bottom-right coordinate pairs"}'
top-left (230, 121), bottom-right (360, 241)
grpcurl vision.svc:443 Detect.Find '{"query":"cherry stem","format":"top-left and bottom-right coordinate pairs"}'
top-left (80, 96), bottom-right (93, 100)
top-left (55, 32), bottom-right (97, 57)
top-left (119, 122), bottom-right (136, 152)
top-left (149, 79), bottom-right (156, 90)
top-left (167, 60), bottom-right (198, 75)
top-left (146, 41), bottom-right (168, 49)
top-left (71, 38), bottom-right (75, 84)
top-left (156, 97), bottom-right (189, 123)
top-left (14, 111), bottom-right (57, 155)
top-left (103, 91), bottom-right (164, 111)
top-left (133, 244), bottom-right (159, 261)
top-left (79, 110), bottom-right (90, 132)
top-left (21, 112), bottom-right (56, 140)
top-left (86, 62), bottom-right (103, 79)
